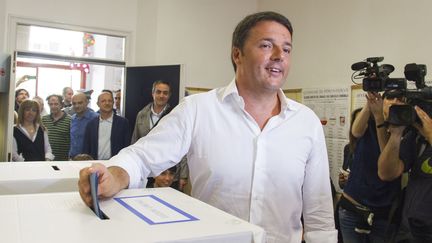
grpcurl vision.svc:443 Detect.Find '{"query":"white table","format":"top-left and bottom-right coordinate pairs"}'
top-left (0, 161), bottom-right (93, 194)
top-left (0, 187), bottom-right (265, 243)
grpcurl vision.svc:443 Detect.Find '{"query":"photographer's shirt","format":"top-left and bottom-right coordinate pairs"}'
top-left (344, 118), bottom-right (401, 208)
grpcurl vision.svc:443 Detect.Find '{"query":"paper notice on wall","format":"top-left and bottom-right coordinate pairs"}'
top-left (302, 87), bottom-right (351, 193)
top-left (303, 87), bottom-right (351, 140)
top-left (326, 138), bottom-right (349, 193)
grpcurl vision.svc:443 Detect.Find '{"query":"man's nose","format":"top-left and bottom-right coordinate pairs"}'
top-left (271, 47), bottom-right (284, 61)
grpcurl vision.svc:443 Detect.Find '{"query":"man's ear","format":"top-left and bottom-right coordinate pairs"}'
top-left (232, 47), bottom-right (241, 66)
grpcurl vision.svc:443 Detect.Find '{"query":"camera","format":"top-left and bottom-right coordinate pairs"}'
top-left (351, 57), bottom-right (432, 126)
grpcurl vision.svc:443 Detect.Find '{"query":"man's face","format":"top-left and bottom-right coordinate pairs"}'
top-left (72, 94), bottom-right (88, 115)
top-left (16, 90), bottom-right (29, 104)
top-left (48, 97), bottom-right (62, 115)
top-left (152, 84), bottom-right (171, 107)
top-left (154, 170), bottom-right (175, 187)
top-left (97, 93), bottom-right (114, 114)
top-left (114, 91), bottom-right (121, 110)
top-left (232, 21), bottom-right (292, 92)
top-left (64, 88), bottom-right (73, 103)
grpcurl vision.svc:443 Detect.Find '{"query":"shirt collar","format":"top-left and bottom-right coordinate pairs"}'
top-left (18, 123), bottom-right (40, 133)
top-left (151, 104), bottom-right (168, 116)
top-left (99, 112), bottom-right (113, 122)
top-left (220, 78), bottom-right (299, 114)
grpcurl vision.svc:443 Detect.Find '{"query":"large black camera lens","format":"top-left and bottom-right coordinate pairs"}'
top-left (388, 105), bottom-right (416, 126)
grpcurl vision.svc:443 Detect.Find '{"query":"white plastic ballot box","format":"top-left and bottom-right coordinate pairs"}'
top-left (0, 161), bottom-right (92, 194)
top-left (0, 187), bottom-right (265, 243)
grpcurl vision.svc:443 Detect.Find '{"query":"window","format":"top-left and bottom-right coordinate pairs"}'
top-left (14, 23), bottom-right (127, 111)
top-left (16, 24), bottom-right (125, 61)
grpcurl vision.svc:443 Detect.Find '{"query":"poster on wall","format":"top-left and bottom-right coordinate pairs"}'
top-left (302, 87), bottom-right (351, 192)
top-left (303, 87), bottom-right (350, 140)
top-left (351, 87), bottom-right (367, 110)
top-left (326, 138), bottom-right (349, 193)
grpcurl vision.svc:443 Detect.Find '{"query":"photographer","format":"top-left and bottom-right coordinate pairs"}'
top-left (338, 91), bottom-right (402, 243)
top-left (378, 103), bottom-right (432, 242)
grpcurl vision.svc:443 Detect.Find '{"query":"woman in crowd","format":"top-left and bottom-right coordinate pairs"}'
top-left (12, 99), bottom-right (54, 161)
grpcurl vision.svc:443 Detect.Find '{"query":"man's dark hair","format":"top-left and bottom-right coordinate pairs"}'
top-left (15, 88), bottom-right (29, 98)
top-left (46, 94), bottom-right (64, 106)
top-left (231, 11), bottom-right (293, 71)
top-left (101, 89), bottom-right (113, 95)
top-left (152, 80), bottom-right (171, 94)
top-left (99, 90), bottom-right (114, 102)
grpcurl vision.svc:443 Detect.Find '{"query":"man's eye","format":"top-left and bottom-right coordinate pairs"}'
top-left (283, 47), bottom-right (291, 54)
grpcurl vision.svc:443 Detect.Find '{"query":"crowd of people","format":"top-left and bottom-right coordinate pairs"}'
top-left (12, 82), bottom-right (188, 192)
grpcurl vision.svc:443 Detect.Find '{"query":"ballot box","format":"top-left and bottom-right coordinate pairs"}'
top-left (0, 187), bottom-right (265, 243)
top-left (0, 161), bottom-right (93, 194)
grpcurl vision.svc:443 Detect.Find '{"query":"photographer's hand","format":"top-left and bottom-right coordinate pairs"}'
top-left (367, 92), bottom-right (384, 121)
top-left (414, 106), bottom-right (432, 144)
top-left (367, 92), bottom-right (387, 150)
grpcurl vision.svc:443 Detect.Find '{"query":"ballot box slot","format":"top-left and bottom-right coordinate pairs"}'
top-left (51, 165), bottom-right (60, 171)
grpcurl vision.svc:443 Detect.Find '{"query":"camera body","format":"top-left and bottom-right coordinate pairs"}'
top-left (351, 57), bottom-right (431, 126)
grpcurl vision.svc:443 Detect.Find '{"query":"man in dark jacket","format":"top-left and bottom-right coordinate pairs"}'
top-left (83, 91), bottom-right (131, 160)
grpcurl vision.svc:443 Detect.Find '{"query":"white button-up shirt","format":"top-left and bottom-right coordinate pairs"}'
top-left (107, 79), bottom-right (337, 243)
top-left (98, 113), bottom-right (113, 160)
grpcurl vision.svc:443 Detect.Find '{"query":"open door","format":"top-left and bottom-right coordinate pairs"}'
top-left (125, 65), bottom-right (183, 132)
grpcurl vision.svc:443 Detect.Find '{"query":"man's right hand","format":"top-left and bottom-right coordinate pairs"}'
top-left (78, 163), bottom-right (128, 207)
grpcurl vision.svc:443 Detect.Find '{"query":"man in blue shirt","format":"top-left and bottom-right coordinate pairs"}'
top-left (69, 92), bottom-right (98, 158)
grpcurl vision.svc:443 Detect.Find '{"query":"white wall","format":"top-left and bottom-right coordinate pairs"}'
top-left (258, 0), bottom-right (432, 89)
top-left (0, 0), bottom-right (5, 51)
top-left (135, 0), bottom-right (159, 66)
top-left (136, 0), bottom-right (258, 89)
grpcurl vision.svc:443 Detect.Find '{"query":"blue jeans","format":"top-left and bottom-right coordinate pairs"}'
top-left (338, 207), bottom-right (392, 243)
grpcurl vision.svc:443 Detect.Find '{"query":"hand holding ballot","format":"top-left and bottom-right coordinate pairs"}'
top-left (78, 163), bottom-right (130, 207)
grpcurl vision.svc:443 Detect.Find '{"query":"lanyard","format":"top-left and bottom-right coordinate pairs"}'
top-left (150, 113), bottom-right (161, 129)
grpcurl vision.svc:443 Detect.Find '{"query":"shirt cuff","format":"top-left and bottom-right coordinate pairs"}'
top-left (45, 152), bottom-right (55, 161)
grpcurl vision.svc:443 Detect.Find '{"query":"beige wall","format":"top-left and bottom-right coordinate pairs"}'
top-left (136, 0), bottom-right (258, 88)
top-left (258, 0), bottom-right (432, 89)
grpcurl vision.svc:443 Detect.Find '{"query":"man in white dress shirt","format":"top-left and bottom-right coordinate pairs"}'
top-left (78, 11), bottom-right (337, 243)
